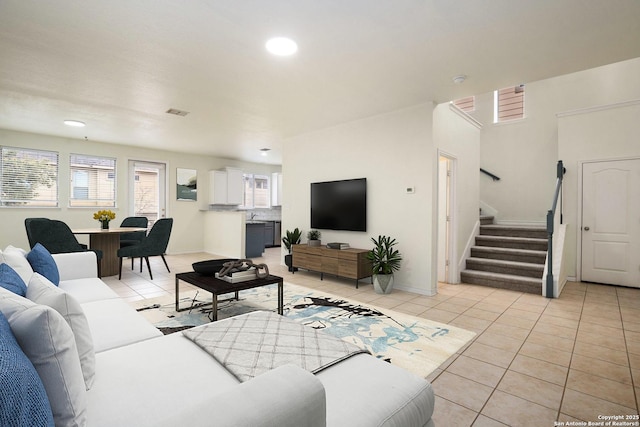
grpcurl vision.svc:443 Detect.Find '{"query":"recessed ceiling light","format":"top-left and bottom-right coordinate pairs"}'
top-left (266, 37), bottom-right (298, 56)
top-left (64, 120), bottom-right (86, 127)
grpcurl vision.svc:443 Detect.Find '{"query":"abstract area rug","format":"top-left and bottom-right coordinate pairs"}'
top-left (132, 283), bottom-right (476, 377)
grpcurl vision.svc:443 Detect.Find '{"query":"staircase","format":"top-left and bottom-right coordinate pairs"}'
top-left (460, 215), bottom-right (547, 294)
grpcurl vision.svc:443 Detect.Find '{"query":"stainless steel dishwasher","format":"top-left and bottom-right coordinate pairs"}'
top-left (263, 221), bottom-right (274, 248)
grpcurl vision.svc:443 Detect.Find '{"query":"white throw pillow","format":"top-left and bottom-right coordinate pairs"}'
top-left (0, 296), bottom-right (88, 427)
top-left (2, 245), bottom-right (34, 284)
top-left (27, 273), bottom-right (96, 390)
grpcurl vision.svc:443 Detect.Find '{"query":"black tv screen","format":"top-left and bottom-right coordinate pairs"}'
top-left (311, 178), bottom-right (366, 232)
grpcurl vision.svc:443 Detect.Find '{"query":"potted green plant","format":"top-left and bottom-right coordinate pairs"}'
top-left (282, 228), bottom-right (302, 272)
top-left (307, 229), bottom-right (321, 247)
top-left (367, 235), bottom-right (402, 294)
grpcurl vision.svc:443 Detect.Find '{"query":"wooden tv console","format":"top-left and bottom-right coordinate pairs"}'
top-left (292, 244), bottom-right (372, 288)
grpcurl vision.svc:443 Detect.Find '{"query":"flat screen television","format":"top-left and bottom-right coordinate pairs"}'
top-left (310, 178), bottom-right (366, 232)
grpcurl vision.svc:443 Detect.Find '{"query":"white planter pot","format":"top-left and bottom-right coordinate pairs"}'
top-left (373, 274), bottom-right (394, 294)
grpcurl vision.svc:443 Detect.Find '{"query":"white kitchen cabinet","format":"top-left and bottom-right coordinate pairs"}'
top-left (226, 167), bottom-right (244, 205)
top-left (271, 172), bottom-right (282, 206)
top-left (209, 168), bottom-right (244, 205)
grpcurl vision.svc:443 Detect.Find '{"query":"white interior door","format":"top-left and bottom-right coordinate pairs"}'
top-left (581, 159), bottom-right (640, 287)
top-left (128, 160), bottom-right (167, 225)
top-left (437, 156), bottom-right (452, 283)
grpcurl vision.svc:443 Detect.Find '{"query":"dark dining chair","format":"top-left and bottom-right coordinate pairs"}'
top-left (119, 216), bottom-right (148, 270)
top-left (24, 217), bottom-right (50, 249)
top-left (24, 218), bottom-right (103, 275)
top-left (117, 218), bottom-right (173, 280)
top-left (25, 217), bottom-right (88, 250)
top-left (119, 216), bottom-right (148, 248)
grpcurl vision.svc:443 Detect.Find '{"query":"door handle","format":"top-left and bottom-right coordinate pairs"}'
top-left (584, 226), bottom-right (590, 231)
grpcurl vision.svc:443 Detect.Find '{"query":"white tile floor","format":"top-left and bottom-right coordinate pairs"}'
top-left (104, 248), bottom-right (640, 425)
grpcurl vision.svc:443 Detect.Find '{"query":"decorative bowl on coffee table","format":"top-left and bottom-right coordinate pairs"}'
top-left (192, 259), bottom-right (238, 276)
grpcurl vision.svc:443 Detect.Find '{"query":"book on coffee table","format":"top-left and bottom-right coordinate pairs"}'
top-left (215, 267), bottom-right (257, 283)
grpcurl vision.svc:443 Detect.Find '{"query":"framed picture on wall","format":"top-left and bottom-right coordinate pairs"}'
top-left (176, 168), bottom-right (197, 201)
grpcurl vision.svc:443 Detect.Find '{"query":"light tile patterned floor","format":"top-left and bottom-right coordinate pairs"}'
top-left (104, 248), bottom-right (640, 425)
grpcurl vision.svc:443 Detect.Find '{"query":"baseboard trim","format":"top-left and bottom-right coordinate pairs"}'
top-left (395, 284), bottom-right (437, 297)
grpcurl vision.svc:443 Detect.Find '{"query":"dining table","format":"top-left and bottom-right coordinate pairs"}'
top-left (71, 227), bottom-right (147, 277)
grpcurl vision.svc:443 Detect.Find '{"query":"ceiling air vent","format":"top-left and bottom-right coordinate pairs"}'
top-left (166, 108), bottom-right (190, 117)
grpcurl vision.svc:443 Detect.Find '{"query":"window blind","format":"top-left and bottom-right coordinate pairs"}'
top-left (453, 96), bottom-right (475, 113)
top-left (0, 146), bottom-right (58, 207)
top-left (495, 85), bottom-right (525, 122)
top-left (69, 154), bottom-right (116, 207)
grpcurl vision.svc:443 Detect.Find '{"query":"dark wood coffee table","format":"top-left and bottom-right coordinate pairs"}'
top-left (175, 272), bottom-right (283, 321)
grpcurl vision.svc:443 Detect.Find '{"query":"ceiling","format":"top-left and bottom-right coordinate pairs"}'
top-left (1, 1), bottom-right (639, 165)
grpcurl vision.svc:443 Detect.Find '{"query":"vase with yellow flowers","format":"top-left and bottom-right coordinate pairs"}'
top-left (93, 210), bottom-right (116, 230)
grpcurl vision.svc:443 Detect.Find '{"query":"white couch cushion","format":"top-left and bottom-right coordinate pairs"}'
top-left (1, 246), bottom-right (33, 285)
top-left (27, 273), bottom-right (96, 390)
top-left (316, 353), bottom-right (435, 427)
top-left (59, 278), bottom-right (120, 303)
top-left (87, 333), bottom-right (238, 427)
top-left (88, 333), bottom-right (326, 427)
top-left (52, 252), bottom-right (98, 281)
top-left (81, 299), bottom-right (162, 352)
top-left (0, 294), bottom-right (87, 427)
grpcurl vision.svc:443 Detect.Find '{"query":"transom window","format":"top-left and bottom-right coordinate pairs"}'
top-left (452, 96), bottom-right (475, 113)
top-left (69, 154), bottom-right (116, 207)
top-left (494, 85), bottom-right (525, 123)
top-left (0, 146), bottom-right (58, 207)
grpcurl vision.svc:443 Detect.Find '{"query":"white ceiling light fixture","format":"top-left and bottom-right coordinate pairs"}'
top-left (266, 37), bottom-right (298, 56)
top-left (260, 148), bottom-right (271, 156)
top-left (64, 120), bottom-right (86, 127)
top-left (452, 75), bottom-right (467, 84)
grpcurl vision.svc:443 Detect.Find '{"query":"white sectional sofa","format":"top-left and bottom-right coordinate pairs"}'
top-left (0, 247), bottom-right (435, 427)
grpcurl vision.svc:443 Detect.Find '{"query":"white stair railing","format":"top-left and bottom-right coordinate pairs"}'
top-left (545, 160), bottom-right (566, 298)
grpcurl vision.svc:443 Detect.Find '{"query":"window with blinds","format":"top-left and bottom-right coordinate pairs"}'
top-left (69, 154), bottom-right (116, 207)
top-left (494, 85), bottom-right (525, 122)
top-left (241, 173), bottom-right (270, 209)
top-left (452, 96), bottom-right (475, 113)
top-left (0, 147), bottom-right (58, 207)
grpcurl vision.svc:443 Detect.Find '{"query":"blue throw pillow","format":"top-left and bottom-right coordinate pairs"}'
top-left (0, 264), bottom-right (28, 297)
top-left (27, 243), bottom-right (60, 286)
top-left (0, 311), bottom-right (55, 427)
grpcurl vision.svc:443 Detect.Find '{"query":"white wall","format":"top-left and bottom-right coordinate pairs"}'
top-left (282, 103), bottom-right (437, 295)
top-left (0, 129), bottom-right (280, 253)
top-left (433, 104), bottom-right (481, 282)
top-left (470, 57), bottom-right (640, 224)
top-left (558, 101), bottom-right (640, 279)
